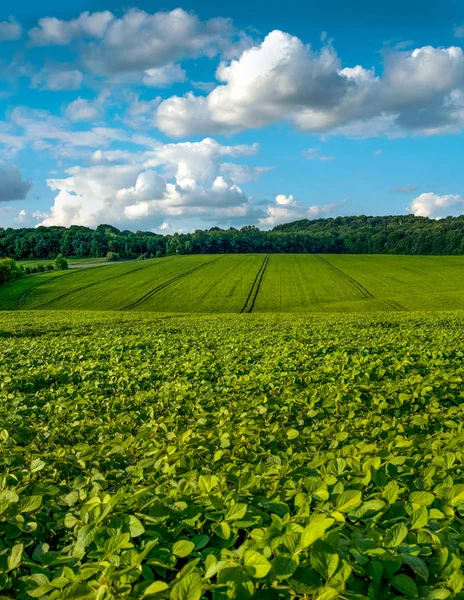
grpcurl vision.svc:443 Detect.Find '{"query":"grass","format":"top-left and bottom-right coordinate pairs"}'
top-left (16, 256), bottom-right (109, 268)
top-left (3, 253), bottom-right (464, 313)
top-left (1, 310), bottom-right (464, 597)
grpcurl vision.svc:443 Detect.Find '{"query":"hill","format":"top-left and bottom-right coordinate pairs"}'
top-left (3, 253), bottom-right (464, 313)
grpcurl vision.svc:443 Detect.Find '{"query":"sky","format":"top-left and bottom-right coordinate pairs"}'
top-left (1, 0), bottom-right (464, 232)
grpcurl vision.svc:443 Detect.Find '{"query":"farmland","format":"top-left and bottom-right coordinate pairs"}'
top-left (3, 254), bottom-right (464, 313)
top-left (1, 310), bottom-right (464, 598)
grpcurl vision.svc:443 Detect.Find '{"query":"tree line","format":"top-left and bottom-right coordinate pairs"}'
top-left (2, 215), bottom-right (464, 259)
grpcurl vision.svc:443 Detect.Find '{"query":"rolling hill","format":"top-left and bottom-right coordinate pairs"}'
top-left (2, 253), bottom-right (464, 313)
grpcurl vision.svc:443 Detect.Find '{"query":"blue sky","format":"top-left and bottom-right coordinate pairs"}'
top-left (1, 0), bottom-right (464, 231)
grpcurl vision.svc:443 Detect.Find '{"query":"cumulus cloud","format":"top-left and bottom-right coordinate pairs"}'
top-left (156, 31), bottom-right (464, 138)
top-left (29, 8), bottom-right (238, 77)
top-left (259, 194), bottom-right (345, 228)
top-left (65, 97), bottom-right (103, 122)
top-left (219, 163), bottom-right (272, 183)
top-left (302, 147), bottom-right (334, 161)
top-left (38, 138), bottom-right (266, 228)
top-left (0, 166), bottom-right (31, 202)
top-left (29, 11), bottom-right (114, 46)
top-left (0, 18), bottom-right (22, 42)
top-left (408, 192), bottom-right (464, 218)
top-left (30, 68), bottom-right (83, 91)
top-left (143, 64), bottom-right (187, 87)
top-left (15, 209), bottom-right (48, 226)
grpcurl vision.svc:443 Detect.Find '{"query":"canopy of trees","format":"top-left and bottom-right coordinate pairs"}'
top-left (2, 215), bottom-right (464, 258)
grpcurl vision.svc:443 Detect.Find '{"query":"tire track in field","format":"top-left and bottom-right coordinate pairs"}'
top-left (314, 254), bottom-right (405, 311)
top-left (122, 256), bottom-right (225, 310)
top-left (15, 270), bottom-right (81, 310)
top-left (240, 254), bottom-right (270, 314)
top-left (33, 261), bottom-right (163, 309)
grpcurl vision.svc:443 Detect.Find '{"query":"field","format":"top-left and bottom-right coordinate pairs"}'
top-left (3, 254), bottom-right (464, 313)
top-left (1, 310), bottom-right (464, 598)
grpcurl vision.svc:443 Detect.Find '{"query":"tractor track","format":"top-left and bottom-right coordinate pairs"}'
top-left (122, 256), bottom-right (225, 310)
top-left (315, 254), bottom-right (405, 312)
top-left (33, 261), bottom-right (161, 309)
top-left (240, 254), bottom-right (270, 314)
top-left (15, 270), bottom-right (81, 310)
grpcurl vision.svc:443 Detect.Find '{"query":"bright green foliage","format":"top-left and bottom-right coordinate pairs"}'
top-left (54, 254), bottom-right (68, 271)
top-left (1, 311), bottom-right (464, 598)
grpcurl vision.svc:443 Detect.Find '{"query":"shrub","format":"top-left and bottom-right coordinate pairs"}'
top-left (106, 251), bottom-right (120, 262)
top-left (0, 258), bottom-right (25, 285)
top-left (46, 264), bottom-right (54, 271)
top-left (38, 264), bottom-right (46, 272)
top-left (55, 254), bottom-right (68, 270)
top-left (156, 250), bottom-right (164, 258)
top-left (24, 267), bottom-right (31, 275)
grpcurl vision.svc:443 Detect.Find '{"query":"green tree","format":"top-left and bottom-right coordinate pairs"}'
top-left (55, 254), bottom-right (68, 270)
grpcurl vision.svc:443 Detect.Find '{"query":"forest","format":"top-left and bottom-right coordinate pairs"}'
top-left (2, 214), bottom-right (464, 259)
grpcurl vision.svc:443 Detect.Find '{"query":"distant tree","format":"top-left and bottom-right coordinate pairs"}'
top-left (156, 250), bottom-right (163, 258)
top-left (106, 251), bottom-right (120, 262)
top-left (55, 254), bottom-right (68, 270)
top-left (0, 258), bottom-right (24, 285)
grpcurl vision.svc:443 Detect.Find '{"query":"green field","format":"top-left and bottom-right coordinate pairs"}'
top-left (16, 257), bottom-right (109, 269)
top-left (1, 310), bottom-right (464, 598)
top-left (3, 254), bottom-right (464, 313)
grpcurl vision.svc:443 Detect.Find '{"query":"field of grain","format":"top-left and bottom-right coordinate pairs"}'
top-left (1, 310), bottom-right (464, 598)
top-left (2, 254), bottom-right (464, 313)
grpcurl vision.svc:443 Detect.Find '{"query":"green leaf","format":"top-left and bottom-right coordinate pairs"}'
top-left (19, 495), bottom-right (42, 513)
top-left (300, 514), bottom-right (334, 549)
top-left (172, 540), bottom-right (195, 558)
top-left (409, 491), bottom-right (434, 506)
top-left (311, 543), bottom-right (339, 581)
top-left (403, 555), bottom-right (429, 581)
top-left (30, 458), bottom-right (46, 473)
top-left (243, 549), bottom-right (272, 579)
top-left (224, 503), bottom-right (247, 522)
top-left (129, 515), bottom-right (145, 537)
top-left (7, 543), bottom-right (23, 571)
top-left (410, 506), bottom-right (428, 530)
top-left (212, 521), bottom-right (230, 540)
top-left (382, 481), bottom-right (399, 504)
top-left (391, 574), bottom-right (418, 598)
top-left (286, 429), bottom-right (299, 439)
top-left (335, 490), bottom-right (362, 512)
top-left (143, 581), bottom-right (169, 596)
top-left (170, 573), bottom-right (202, 600)
top-left (273, 555), bottom-right (299, 580)
top-left (385, 523), bottom-right (408, 548)
top-left (447, 484), bottom-right (464, 506)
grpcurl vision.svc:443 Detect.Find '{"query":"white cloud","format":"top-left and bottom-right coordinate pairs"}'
top-left (156, 31), bottom-right (464, 138)
top-left (392, 184), bottom-right (418, 193)
top-left (0, 166), bottom-right (31, 202)
top-left (372, 149), bottom-right (382, 155)
top-left (0, 18), bottom-right (22, 42)
top-left (29, 11), bottom-right (114, 45)
top-left (38, 138), bottom-right (265, 228)
top-left (9, 107), bottom-right (131, 154)
top-left (30, 69), bottom-right (83, 91)
top-left (408, 192), bottom-right (464, 218)
top-left (259, 194), bottom-right (346, 228)
top-left (29, 8), bottom-right (238, 77)
top-left (123, 95), bottom-right (162, 129)
top-left (15, 209), bottom-right (48, 226)
top-left (219, 163), bottom-right (272, 183)
top-left (65, 97), bottom-right (103, 122)
top-left (302, 147), bottom-right (334, 161)
top-left (143, 64), bottom-right (187, 87)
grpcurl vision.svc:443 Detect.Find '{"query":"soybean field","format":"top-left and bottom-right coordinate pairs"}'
top-left (1, 310), bottom-right (464, 598)
top-left (2, 254), bottom-right (464, 313)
